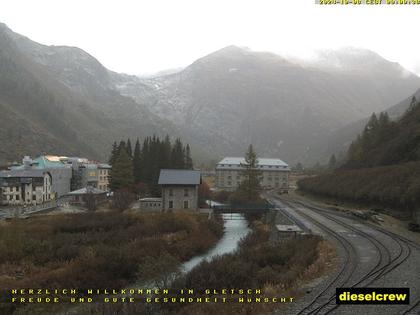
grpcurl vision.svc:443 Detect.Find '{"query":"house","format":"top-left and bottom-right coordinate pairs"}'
top-left (63, 187), bottom-right (107, 208)
top-left (158, 169), bottom-right (201, 211)
top-left (0, 169), bottom-right (53, 206)
top-left (67, 158), bottom-right (111, 191)
top-left (97, 163), bottom-right (111, 191)
top-left (215, 157), bottom-right (290, 192)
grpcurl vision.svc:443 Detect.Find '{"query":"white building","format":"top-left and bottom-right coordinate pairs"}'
top-left (215, 157), bottom-right (290, 192)
top-left (0, 170), bottom-right (54, 206)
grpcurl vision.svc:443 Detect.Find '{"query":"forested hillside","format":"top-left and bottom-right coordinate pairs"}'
top-left (298, 98), bottom-right (420, 218)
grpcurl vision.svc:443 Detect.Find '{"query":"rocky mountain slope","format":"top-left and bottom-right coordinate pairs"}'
top-left (0, 23), bottom-right (175, 164)
top-left (1, 23), bottom-right (419, 166)
top-left (114, 46), bottom-right (420, 165)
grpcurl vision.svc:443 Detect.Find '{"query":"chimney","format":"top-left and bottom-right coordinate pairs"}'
top-left (22, 156), bottom-right (32, 170)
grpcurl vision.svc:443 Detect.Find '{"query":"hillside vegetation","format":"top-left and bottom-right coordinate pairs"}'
top-left (0, 212), bottom-right (223, 314)
top-left (299, 98), bottom-right (420, 217)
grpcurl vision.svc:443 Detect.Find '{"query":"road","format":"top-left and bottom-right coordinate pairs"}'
top-left (266, 194), bottom-right (420, 315)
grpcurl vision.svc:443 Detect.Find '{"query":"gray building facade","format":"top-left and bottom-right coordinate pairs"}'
top-left (158, 169), bottom-right (201, 211)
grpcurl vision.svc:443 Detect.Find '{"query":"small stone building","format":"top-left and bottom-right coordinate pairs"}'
top-left (64, 187), bottom-right (107, 208)
top-left (275, 224), bottom-right (302, 241)
top-left (158, 169), bottom-right (201, 211)
top-left (138, 198), bottom-right (163, 212)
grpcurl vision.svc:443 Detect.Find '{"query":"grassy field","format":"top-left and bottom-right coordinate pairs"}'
top-left (0, 211), bottom-right (224, 314)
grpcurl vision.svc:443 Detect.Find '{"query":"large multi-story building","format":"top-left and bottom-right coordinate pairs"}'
top-left (0, 155), bottom-right (111, 208)
top-left (11, 156), bottom-right (72, 198)
top-left (97, 163), bottom-right (111, 191)
top-left (215, 157), bottom-right (290, 192)
top-left (0, 169), bottom-right (54, 206)
top-left (68, 159), bottom-right (111, 191)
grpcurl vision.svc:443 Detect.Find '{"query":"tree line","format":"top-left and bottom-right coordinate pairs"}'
top-left (298, 97), bottom-right (420, 219)
top-left (346, 97), bottom-right (420, 169)
top-left (109, 135), bottom-right (193, 196)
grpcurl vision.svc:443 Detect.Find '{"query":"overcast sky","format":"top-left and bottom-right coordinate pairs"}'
top-left (2, 0), bottom-right (420, 75)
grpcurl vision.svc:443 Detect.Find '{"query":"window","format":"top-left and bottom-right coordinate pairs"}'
top-left (169, 189), bottom-right (173, 197)
top-left (183, 200), bottom-right (189, 209)
top-left (16, 195), bottom-right (20, 200)
top-left (184, 189), bottom-right (189, 197)
top-left (169, 201), bottom-right (173, 209)
top-left (32, 195), bottom-right (36, 201)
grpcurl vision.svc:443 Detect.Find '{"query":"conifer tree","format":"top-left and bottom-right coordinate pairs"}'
top-left (133, 138), bottom-right (142, 183)
top-left (161, 135), bottom-right (172, 169)
top-left (109, 148), bottom-right (134, 191)
top-left (118, 140), bottom-right (127, 156)
top-left (109, 141), bottom-right (118, 165)
top-left (328, 154), bottom-right (337, 170)
top-left (171, 138), bottom-right (185, 169)
top-left (236, 144), bottom-right (262, 201)
top-left (185, 144), bottom-right (193, 169)
top-left (126, 138), bottom-right (133, 157)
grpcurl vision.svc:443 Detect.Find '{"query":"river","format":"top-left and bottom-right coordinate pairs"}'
top-left (181, 213), bottom-right (251, 273)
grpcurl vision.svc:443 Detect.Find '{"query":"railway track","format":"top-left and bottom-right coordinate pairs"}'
top-left (292, 199), bottom-right (420, 315)
top-left (270, 196), bottom-right (419, 315)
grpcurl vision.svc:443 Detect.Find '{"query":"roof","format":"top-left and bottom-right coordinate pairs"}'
top-left (66, 187), bottom-right (106, 195)
top-left (158, 169), bottom-right (201, 185)
top-left (11, 156), bottom-right (71, 170)
top-left (216, 157), bottom-right (289, 170)
top-left (97, 163), bottom-right (111, 169)
top-left (275, 225), bottom-right (302, 232)
top-left (0, 169), bottom-right (45, 178)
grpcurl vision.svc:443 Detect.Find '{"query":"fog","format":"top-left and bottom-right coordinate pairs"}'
top-left (2, 0), bottom-right (420, 75)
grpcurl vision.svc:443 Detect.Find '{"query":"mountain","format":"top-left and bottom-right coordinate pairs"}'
top-left (1, 23), bottom-right (419, 166)
top-left (298, 99), bottom-right (420, 218)
top-left (114, 45), bottom-right (420, 165)
top-left (344, 97), bottom-right (420, 168)
top-left (321, 88), bottom-right (420, 163)
top-left (0, 23), bottom-right (175, 164)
